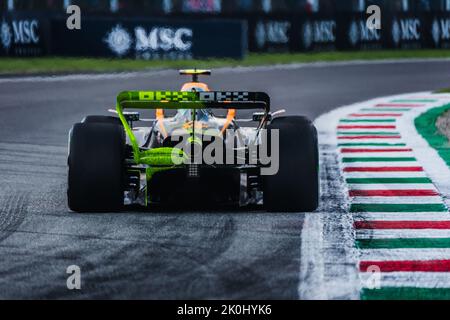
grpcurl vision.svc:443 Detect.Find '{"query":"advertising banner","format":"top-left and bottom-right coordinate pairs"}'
top-left (50, 17), bottom-right (247, 60)
top-left (1, 11), bottom-right (450, 58)
top-left (249, 15), bottom-right (339, 52)
top-left (338, 13), bottom-right (382, 50)
top-left (297, 16), bottom-right (338, 51)
top-left (250, 16), bottom-right (293, 52)
top-left (422, 12), bottom-right (450, 49)
top-left (384, 14), bottom-right (423, 49)
top-left (247, 13), bottom-right (432, 53)
top-left (0, 11), bottom-right (50, 56)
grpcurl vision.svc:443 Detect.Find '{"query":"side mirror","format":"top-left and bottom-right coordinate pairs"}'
top-left (109, 109), bottom-right (156, 123)
top-left (252, 112), bottom-right (272, 122)
top-left (124, 111), bottom-right (140, 122)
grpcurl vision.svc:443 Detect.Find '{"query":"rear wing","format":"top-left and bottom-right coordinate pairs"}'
top-left (116, 91), bottom-right (271, 163)
top-left (116, 91), bottom-right (271, 113)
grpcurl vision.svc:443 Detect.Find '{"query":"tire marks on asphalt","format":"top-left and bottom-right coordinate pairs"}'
top-left (0, 143), bottom-right (66, 242)
top-left (0, 193), bottom-right (28, 242)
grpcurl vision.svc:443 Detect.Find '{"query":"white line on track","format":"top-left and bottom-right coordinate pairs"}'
top-left (354, 212), bottom-right (450, 221)
top-left (348, 184), bottom-right (437, 191)
top-left (298, 213), bottom-right (326, 299)
top-left (358, 109), bottom-right (410, 112)
top-left (298, 149), bottom-right (361, 300)
top-left (337, 129), bottom-right (400, 133)
top-left (342, 117), bottom-right (402, 120)
top-left (340, 118), bottom-right (399, 121)
top-left (339, 152), bottom-right (416, 158)
top-left (301, 98), bottom-right (366, 300)
top-left (341, 162), bottom-right (419, 168)
top-left (339, 146), bottom-right (409, 150)
top-left (362, 272), bottom-right (450, 289)
top-left (360, 249), bottom-right (450, 261)
top-left (350, 197), bottom-right (444, 204)
top-left (356, 229), bottom-right (450, 239)
top-left (343, 172), bottom-right (428, 178)
top-left (338, 139), bottom-right (405, 144)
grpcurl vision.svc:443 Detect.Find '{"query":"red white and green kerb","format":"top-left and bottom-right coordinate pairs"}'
top-left (338, 99), bottom-right (450, 300)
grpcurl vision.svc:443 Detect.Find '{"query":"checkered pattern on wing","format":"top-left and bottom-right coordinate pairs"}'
top-left (235, 92), bottom-right (249, 101)
top-left (216, 92), bottom-right (250, 102)
top-left (153, 91), bottom-right (194, 102)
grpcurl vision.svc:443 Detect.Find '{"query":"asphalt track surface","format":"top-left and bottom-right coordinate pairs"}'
top-left (0, 60), bottom-right (449, 299)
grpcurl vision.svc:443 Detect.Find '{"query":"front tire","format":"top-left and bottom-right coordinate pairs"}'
top-left (263, 116), bottom-right (319, 212)
top-left (67, 122), bottom-right (125, 212)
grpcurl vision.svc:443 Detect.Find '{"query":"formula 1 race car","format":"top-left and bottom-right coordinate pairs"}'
top-left (67, 70), bottom-right (319, 212)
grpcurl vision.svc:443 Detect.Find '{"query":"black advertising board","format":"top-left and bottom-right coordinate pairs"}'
top-left (247, 13), bottom-right (435, 52)
top-left (2, 11), bottom-right (450, 58)
top-left (50, 16), bottom-right (247, 59)
top-left (248, 14), bottom-right (377, 52)
top-left (248, 14), bottom-right (339, 52)
top-left (423, 12), bottom-right (450, 49)
top-left (0, 11), bottom-right (50, 56)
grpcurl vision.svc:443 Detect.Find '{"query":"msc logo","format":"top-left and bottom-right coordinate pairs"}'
top-left (0, 19), bottom-right (39, 51)
top-left (392, 19), bottom-right (421, 45)
top-left (301, 20), bottom-right (336, 49)
top-left (255, 20), bottom-right (290, 49)
top-left (104, 24), bottom-right (193, 57)
top-left (135, 27), bottom-right (193, 52)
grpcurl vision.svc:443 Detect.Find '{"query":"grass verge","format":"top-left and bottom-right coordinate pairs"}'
top-left (415, 102), bottom-right (450, 167)
top-left (1, 50), bottom-right (450, 75)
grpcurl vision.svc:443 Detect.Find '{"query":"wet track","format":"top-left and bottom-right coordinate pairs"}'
top-left (0, 61), bottom-right (449, 299)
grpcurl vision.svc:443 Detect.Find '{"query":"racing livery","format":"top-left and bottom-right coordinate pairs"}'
top-left (67, 70), bottom-right (319, 212)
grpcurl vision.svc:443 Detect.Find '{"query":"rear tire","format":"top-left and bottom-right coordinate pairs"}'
top-left (82, 115), bottom-right (122, 126)
top-left (67, 122), bottom-right (125, 212)
top-left (263, 116), bottom-right (319, 212)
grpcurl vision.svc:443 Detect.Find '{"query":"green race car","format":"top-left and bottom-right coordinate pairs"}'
top-left (67, 70), bottom-right (319, 212)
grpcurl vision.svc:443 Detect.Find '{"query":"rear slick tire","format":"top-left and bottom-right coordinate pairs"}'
top-left (263, 116), bottom-right (319, 212)
top-left (67, 122), bottom-right (125, 212)
top-left (82, 115), bottom-right (122, 126)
